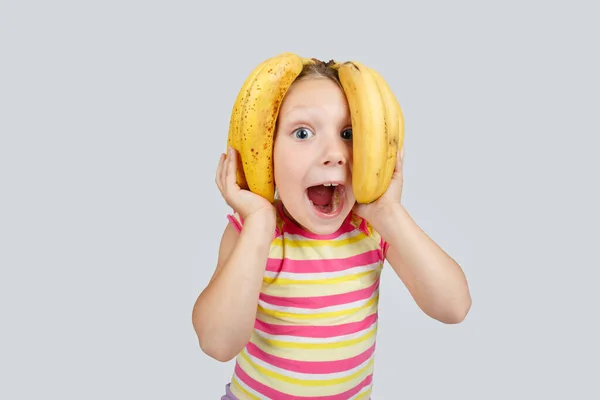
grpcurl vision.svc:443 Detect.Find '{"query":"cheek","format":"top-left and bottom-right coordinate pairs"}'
top-left (274, 147), bottom-right (299, 182)
top-left (274, 158), bottom-right (306, 199)
top-left (275, 157), bottom-right (303, 184)
top-left (347, 143), bottom-right (354, 167)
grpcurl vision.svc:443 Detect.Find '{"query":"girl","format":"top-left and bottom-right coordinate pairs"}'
top-left (192, 59), bottom-right (472, 399)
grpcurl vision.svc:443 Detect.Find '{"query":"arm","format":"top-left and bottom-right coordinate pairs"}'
top-left (372, 203), bottom-right (472, 324)
top-left (192, 213), bottom-right (275, 362)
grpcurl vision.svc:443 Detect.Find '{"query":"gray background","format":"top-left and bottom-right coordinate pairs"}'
top-left (1, 0), bottom-right (598, 399)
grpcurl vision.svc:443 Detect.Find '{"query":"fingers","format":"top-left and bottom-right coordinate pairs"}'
top-left (397, 145), bottom-right (404, 170)
top-left (216, 147), bottom-right (241, 200)
top-left (215, 152), bottom-right (226, 193)
top-left (221, 148), bottom-right (230, 191)
top-left (225, 147), bottom-right (238, 190)
top-left (391, 145), bottom-right (404, 180)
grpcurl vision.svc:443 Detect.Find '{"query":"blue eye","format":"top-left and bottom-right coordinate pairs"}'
top-left (341, 128), bottom-right (353, 140)
top-left (293, 128), bottom-right (313, 140)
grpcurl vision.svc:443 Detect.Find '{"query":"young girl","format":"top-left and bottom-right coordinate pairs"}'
top-left (192, 59), bottom-right (472, 399)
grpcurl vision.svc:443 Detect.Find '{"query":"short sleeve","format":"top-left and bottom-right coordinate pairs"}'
top-left (380, 237), bottom-right (390, 260)
top-left (371, 228), bottom-right (389, 262)
top-left (226, 211), bottom-right (244, 234)
top-left (350, 212), bottom-right (389, 262)
top-left (226, 211), bottom-right (282, 239)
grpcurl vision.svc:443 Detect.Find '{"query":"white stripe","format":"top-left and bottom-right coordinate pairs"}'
top-left (241, 346), bottom-right (375, 381)
top-left (258, 288), bottom-right (379, 315)
top-left (254, 319), bottom-right (378, 344)
top-left (263, 262), bottom-right (381, 280)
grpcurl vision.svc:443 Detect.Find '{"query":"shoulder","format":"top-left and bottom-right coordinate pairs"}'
top-left (210, 208), bottom-right (281, 282)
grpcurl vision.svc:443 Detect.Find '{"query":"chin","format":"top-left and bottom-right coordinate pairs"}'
top-left (302, 217), bottom-right (350, 235)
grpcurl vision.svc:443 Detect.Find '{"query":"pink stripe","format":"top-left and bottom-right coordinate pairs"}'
top-left (254, 312), bottom-right (378, 338)
top-left (235, 362), bottom-right (373, 399)
top-left (245, 341), bottom-right (376, 374)
top-left (259, 280), bottom-right (379, 309)
top-left (226, 214), bottom-right (243, 233)
top-left (380, 236), bottom-right (389, 260)
top-left (266, 249), bottom-right (382, 273)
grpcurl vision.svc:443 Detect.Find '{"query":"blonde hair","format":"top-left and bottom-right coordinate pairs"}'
top-left (295, 58), bottom-right (342, 88)
top-left (273, 58), bottom-right (343, 201)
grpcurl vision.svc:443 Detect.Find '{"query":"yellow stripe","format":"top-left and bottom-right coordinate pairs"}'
top-left (260, 272), bottom-right (381, 298)
top-left (248, 329), bottom-right (377, 362)
top-left (354, 388), bottom-right (372, 400)
top-left (263, 269), bottom-right (377, 285)
top-left (268, 245), bottom-right (369, 260)
top-left (256, 306), bottom-right (378, 327)
top-left (271, 240), bottom-right (382, 261)
top-left (258, 295), bottom-right (379, 320)
top-left (230, 376), bottom-right (260, 400)
top-left (254, 323), bottom-right (377, 350)
top-left (268, 246), bottom-right (283, 259)
top-left (272, 231), bottom-right (367, 248)
top-left (239, 350), bottom-right (375, 387)
top-left (236, 351), bottom-right (375, 396)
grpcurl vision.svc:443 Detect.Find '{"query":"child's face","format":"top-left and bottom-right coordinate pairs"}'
top-left (273, 77), bottom-right (356, 235)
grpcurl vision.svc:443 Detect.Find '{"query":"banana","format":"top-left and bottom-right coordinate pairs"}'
top-left (368, 65), bottom-right (405, 192)
top-left (226, 58), bottom-right (269, 190)
top-left (227, 53), bottom-right (313, 202)
top-left (227, 53), bottom-right (403, 205)
top-left (337, 61), bottom-right (404, 204)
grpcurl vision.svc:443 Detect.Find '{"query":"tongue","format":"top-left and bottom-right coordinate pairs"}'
top-left (307, 185), bottom-right (334, 206)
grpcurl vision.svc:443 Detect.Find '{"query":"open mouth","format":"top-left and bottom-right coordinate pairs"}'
top-left (306, 183), bottom-right (346, 216)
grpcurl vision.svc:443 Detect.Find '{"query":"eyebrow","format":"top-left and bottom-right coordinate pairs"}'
top-left (280, 106), bottom-right (325, 121)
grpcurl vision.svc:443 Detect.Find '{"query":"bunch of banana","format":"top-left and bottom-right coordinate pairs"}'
top-left (336, 61), bottom-right (405, 203)
top-left (226, 52), bottom-right (404, 205)
top-left (226, 52), bottom-right (315, 203)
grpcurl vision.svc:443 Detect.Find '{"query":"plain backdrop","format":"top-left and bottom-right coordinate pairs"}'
top-left (1, 0), bottom-right (598, 399)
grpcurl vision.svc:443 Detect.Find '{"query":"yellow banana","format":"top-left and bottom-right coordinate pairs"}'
top-left (227, 53), bottom-right (403, 205)
top-left (226, 58), bottom-right (269, 190)
top-left (368, 65), bottom-right (405, 189)
top-left (337, 61), bottom-right (404, 204)
top-left (227, 52), bottom-right (314, 202)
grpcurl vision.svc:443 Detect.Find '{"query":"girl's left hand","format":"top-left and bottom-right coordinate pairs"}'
top-left (352, 146), bottom-right (404, 223)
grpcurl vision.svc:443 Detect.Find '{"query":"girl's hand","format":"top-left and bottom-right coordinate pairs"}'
top-left (215, 147), bottom-right (276, 223)
top-left (353, 146), bottom-right (404, 223)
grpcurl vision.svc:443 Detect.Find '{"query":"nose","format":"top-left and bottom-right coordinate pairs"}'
top-left (323, 153), bottom-right (346, 166)
top-left (322, 137), bottom-right (348, 167)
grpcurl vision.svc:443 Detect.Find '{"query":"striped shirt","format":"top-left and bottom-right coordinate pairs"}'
top-left (224, 200), bottom-right (389, 400)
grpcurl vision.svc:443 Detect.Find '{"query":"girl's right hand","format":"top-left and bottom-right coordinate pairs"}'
top-left (215, 147), bottom-right (276, 223)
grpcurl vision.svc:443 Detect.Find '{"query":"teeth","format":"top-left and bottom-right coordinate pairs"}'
top-left (323, 183), bottom-right (339, 187)
top-left (331, 184), bottom-right (342, 213)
